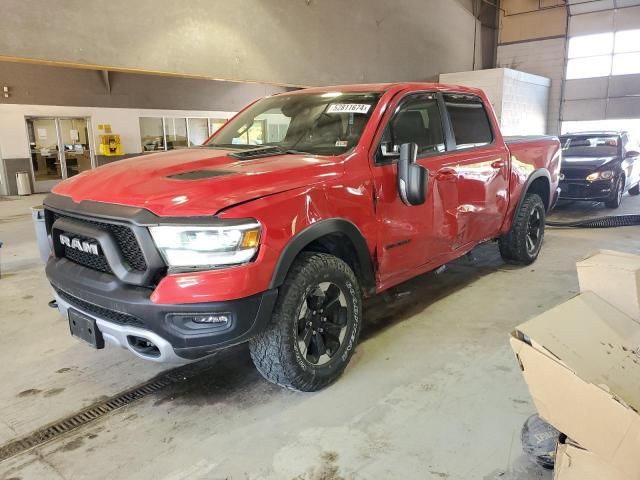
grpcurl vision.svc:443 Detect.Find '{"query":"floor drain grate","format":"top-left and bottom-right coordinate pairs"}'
top-left (0, 360), bottom-right (210, 463)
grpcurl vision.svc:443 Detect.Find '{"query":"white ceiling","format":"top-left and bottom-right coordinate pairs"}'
top-left (568, 0), bottom-right (640, 14)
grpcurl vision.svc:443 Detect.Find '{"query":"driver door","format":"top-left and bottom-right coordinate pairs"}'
top-left (372, 92), bottom-right (459, 287)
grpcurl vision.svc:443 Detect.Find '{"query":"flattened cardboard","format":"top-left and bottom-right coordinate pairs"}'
top-left (511, 292), bottom-right (640, 479)
top-left (577, 250), bottom-right (640, 320)
top-left (554, 441), bottom-right (631, 480)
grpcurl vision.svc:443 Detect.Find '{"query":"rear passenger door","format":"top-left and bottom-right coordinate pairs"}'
top-left (440, 93), bottom-right (510, 248)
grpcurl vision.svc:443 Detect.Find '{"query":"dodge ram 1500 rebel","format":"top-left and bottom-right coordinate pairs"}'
top-left (44, 83), bottom-right (561, 391)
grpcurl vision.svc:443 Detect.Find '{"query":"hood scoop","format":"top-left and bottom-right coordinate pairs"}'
top-left (166, 170), bottom-right (235, 180)
top-left (229, 146), bottom-right (285, 160)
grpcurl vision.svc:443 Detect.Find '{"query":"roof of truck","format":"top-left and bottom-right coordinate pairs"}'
top-left (280, 82), bottom-right (487, 97)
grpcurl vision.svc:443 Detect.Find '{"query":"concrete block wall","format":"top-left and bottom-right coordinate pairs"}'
top-left (497, 37), bottom-right (567, 135)
top-left (440, 68), bottom-right (551, 136)
top-left (500, 69), bottom-right (550, 136)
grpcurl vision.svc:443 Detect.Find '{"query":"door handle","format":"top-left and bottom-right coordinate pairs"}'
top-left (435, 167), bottom-right (457, 181)
top-left (491, 160), bottom-right (506, 169)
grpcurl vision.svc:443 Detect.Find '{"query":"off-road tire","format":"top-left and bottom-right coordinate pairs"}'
top-left (498, 193), bottom-right (545, 265)
top-left (629, 183), bottom-right (639, 196)
top-left (605, 176), bottom-right (624, 209)
top-left (249, 252), bottom-right (362, 392)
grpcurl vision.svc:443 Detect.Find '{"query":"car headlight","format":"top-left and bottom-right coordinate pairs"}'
top-left (149, 221), bottom-right (261, 269)
top-left (586, 170), bottom-right (614, 181)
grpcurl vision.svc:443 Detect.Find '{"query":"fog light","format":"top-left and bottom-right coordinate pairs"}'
top-left (189, 313), bottom-right (231, 325)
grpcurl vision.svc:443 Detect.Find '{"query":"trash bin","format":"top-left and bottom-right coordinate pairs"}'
top-left (32, 206), bottom-right (50, 264)
top-left (16, 171), bottom-right (32, 196)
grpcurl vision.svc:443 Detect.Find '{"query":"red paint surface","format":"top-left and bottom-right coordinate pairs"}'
top-left (53, 83), bottom-right (560, 304)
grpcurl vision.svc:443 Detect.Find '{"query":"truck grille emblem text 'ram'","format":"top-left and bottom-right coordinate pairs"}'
top-left (59, 234), bottom-right (99, 255)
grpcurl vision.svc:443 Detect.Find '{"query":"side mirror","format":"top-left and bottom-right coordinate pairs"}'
top-left (397, 143), bottom-right (428, 206)
top-left (625, 150), bottom-right (639, 159)
top-left (380, 141), bottom-right (400, 159)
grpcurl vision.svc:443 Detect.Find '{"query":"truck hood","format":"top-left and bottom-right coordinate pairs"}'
top-left (52, 148), bottom-right (343, 217)
top-left (561, 155), bottom-right (618, 171)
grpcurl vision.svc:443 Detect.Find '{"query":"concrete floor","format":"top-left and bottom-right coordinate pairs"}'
top-left (0, 193), bottom-right (639, 480)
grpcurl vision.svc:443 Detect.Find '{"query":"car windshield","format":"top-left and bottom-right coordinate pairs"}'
top-left (560, 135), bottom-right (620, 157)
top-left (205, 91), bottom-right (382, 156)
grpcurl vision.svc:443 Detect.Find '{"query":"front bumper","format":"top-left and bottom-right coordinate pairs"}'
top-left (47, 258), bottom-right (278, 363)
top-left (558, 179), bottom-right (614, 201)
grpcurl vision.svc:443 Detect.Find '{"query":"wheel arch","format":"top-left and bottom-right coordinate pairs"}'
top-left (518, 169), bottom-right (552, 214)
top-left (269, 219), bottom-right (376, 295)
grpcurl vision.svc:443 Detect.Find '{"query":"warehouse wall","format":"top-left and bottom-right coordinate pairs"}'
top-left (0, 62), bottom-right (289, 111)
top-left (497, 38), bottom-right (566, 135)
top-left (496, 0), bottom-right (568, 135)
top-left (0, 0), bottom-right (492, 86)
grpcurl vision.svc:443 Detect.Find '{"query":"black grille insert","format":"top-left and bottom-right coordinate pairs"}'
top-left (55, 287), bottom-right (144, 328)
top-left (60, 232), bottom-right (112, 273)
top-left (52, 212), bottom-right (147, 272)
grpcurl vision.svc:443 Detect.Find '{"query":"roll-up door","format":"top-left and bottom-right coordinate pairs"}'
top-left (563, 1), bottom-right (640, 122)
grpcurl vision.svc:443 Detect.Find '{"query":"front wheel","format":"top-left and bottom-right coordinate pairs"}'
top-left (605, 176), bottom-right (624, 208)
top-left (249, 252), bottom-right (362, 391)
top-left (499, 193), bottom-right (545, 265)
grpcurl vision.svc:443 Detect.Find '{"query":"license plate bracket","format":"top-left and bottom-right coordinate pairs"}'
top-left (68, 309), bottom-right (105, 349)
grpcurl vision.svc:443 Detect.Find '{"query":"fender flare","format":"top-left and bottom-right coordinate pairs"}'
top-left (269, 218), bottom-right (375, 292)
top-left (514, 168), bottom-right (551, 219)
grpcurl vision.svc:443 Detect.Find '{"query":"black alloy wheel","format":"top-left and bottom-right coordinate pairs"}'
top-left (526, 208), bottom-right (543, 256)
top-left (296, 282), bottom-right (348, 366)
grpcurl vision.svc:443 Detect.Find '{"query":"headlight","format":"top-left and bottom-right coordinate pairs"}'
top-left (586, 170), bottom-right (614, 181)
top-left (149, 221), bottom-right (261, 269)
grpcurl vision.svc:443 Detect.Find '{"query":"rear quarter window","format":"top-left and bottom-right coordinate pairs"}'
top-left (443, 94), bottom-right (493, 150)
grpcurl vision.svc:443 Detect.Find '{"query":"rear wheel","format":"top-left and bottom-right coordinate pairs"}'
top-left (605, 176), bottom-right (624, 208)
top-left (629, 183), bottom-right (640, 196)
top-left (249, 252), bottom-right (362, 391)
top-left (499, 193), bottom-right (545, 265)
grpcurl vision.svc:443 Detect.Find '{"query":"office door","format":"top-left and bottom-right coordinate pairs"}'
top-left (26, 117), bottom-right (95, 192)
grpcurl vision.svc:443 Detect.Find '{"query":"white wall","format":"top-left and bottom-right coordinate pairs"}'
top-left (440, 68), bottom-right (551, 136)
top-left (0, 104), bottom-right (236, 160)
top-left (440, 69), bottom-right (505, 121)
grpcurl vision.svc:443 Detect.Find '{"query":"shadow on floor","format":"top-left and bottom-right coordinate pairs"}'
top-left (152, 243), bottom-right (509, 406)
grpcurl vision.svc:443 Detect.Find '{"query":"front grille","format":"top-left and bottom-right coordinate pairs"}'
top-left (561, 167), bottom-right (592, 181)
top-left (51, 212), bottom-right (147, 272)
top-left (63, 239), bottom-right (112, 273)
top-left (55, 287), bottom-right (144, 328)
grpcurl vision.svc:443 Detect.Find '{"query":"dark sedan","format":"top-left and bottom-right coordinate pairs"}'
top-left (558, 131), bottom-right (640, 208)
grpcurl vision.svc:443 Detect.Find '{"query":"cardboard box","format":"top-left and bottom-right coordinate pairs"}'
top-left (510, 292), bottom-right (640, 480)
top-left (577, 250), bottom-right (640, 320)
top-left (554, 439), bottom-right (631, 480)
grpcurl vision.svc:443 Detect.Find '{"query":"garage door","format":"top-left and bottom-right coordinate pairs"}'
top-left (563, 1), bottom-right (640, 122)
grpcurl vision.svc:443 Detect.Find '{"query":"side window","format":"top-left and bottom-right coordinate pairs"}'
top-left (443, 94), bottom-right (493, 150)
top-left (380, 94), bottom-right (445, 161)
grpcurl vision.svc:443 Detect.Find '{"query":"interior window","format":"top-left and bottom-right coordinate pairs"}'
top-left (381, 94), bottom-right (445, 160)
top-left (444, 94), bottom-right (493, 149)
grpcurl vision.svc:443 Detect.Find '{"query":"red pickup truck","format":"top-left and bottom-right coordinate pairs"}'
top-left (44, 83), bottom-right (561, 391)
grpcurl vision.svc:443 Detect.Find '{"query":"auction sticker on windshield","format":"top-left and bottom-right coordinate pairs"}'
top-left (326, 104), bottom-right (371, 114)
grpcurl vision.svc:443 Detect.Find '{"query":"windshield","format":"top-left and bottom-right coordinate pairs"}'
top-left (206, 91), bottom-right (382, 156)
top-left (560, 135), bottom-right (620, 157)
